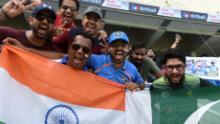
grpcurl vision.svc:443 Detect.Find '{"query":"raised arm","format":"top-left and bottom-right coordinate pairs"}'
top-left (3, 37), bottom-right (65, 59)
top-left (170, 34), bottom-right (182, 49)
top-left (0, 0), bottom-right (41, 21)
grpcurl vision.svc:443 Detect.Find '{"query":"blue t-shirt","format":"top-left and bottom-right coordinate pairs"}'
top-left (87, 54), bottom-right (144, 85)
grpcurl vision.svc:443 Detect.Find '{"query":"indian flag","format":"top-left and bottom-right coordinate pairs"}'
top-left (0, 46), bottom-right (151, 124)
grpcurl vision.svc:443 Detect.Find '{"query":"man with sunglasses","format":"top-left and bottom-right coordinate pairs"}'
top-left (153, 48), bottom-right (213, 90)
top-left (87, 31), bottom-right (145, 91)
top-left (61, 31), bottom-right (93, 70)
top-left (0, 2), bottom-right (57, 51)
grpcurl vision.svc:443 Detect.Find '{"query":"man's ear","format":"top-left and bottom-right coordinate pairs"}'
top-left (28, 16), bottom-right (34, 26)
top-left (129, 45), bottom-right (132, 51)
top-left (123, 44), bottom-right (131, 54)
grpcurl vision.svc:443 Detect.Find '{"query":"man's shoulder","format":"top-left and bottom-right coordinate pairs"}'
top-left (91, 54), bottom-right (109, 60)
top-left (124, 60), bottom-right (138, 70)
top-left (184, 73), bottom-right (200, 82)
top-left (89, 54), bottom-right (110, 66)
top-left (153, 77), bottom-right (169, 90)
top-left (153, 77), bottom-right (167, 84)
top-left (0, 26), bottom-right (25, 33)
top-left (184, 74), bottom-right (200, 88)
top-left (143, 57), bottom-right (157, 66)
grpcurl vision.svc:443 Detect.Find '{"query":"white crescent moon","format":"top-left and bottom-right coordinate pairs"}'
top-left (184, 99), bottom-right (220, 124)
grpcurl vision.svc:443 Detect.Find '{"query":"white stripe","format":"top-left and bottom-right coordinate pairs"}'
top-left (125, 89), bottom-right (152, 124)
top-left (0, 68), bottom-right (124, 124)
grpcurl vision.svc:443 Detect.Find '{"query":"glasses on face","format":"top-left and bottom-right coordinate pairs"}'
top-left (61, 5), bottom-right (77, 12)
top-left (35, 15), bottom-right (55, 24)
top-left (72, 44), bottom-right (91, 54)
top-left (165, 64), bottom-right (185, 72)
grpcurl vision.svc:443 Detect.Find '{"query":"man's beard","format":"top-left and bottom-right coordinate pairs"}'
top-left (132, 59), bottom-right (143, 66)
top-left (111, 50), bottom-right (128, 64)
top-left (32, 26), bottom-right (52, 40)
top-left (166, 74), bottom-right (184, 89)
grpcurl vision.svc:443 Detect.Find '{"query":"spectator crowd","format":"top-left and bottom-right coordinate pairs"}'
top-left (0, 0), bottom-right (216, 92)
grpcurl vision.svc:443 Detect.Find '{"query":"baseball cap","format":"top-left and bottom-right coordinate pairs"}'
top-left (83, 6), bottom-right (103, 19)
top-left (108, 31), bottom-right (129, 44)
top-left (32, 4), bottom-right (56, 20)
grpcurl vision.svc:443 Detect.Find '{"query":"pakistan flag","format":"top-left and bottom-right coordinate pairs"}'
top-left (151, 86), bottom-right (220, 124)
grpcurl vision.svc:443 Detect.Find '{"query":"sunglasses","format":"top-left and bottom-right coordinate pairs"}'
top-left (35, 15), bottom-right (55, 24)
top-left (61, 5), bottom-right (77, 12)
top-left (72, 44), bottom-right (91, 54)
top-left (165, 64), bottom-right (185, 72)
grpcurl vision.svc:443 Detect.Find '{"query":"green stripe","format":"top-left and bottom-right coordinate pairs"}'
top-left (151, 87), bottom-right (220, 124)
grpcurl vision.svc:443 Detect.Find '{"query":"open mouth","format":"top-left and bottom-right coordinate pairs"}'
top-left (171, 75), bottom-right (181, 83)
top-left (72, 58), bottom-right (81, 65)
top-left (36, 25), bottom-right (50, 37)
top-left (38, 25), bottom-right (48, 33)
top-left (72, 55), bottom-right (83, 64)
top-left (86, 23), bottom-right (96, 32)
top-left (63, 15), bottom-right (73, 23)
top-left (115, 51), bottom-right (125, 60)
top-left (70, 58), bottom-right (82, 68)
top-left (70, 53), bottom-right (87, 67)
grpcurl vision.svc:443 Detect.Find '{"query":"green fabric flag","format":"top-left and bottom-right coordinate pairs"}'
top-left (0, 121), bottom-right (5, 124)
top-left (151, 87), bottom-right (220, 124)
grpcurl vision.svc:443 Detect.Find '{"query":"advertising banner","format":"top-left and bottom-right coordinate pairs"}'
top-left (129, 3), bottom-right (159, 15)
top-left (102, 0), bottom-right (129, 10)
top-left (157, 7), bottom-right (181, 18)
top-left (181, 10), bottom-right (208, 22)
top-left (80, 0), bottom-right (104, 6)
top-left (207, 14), bottom-right (220, 23)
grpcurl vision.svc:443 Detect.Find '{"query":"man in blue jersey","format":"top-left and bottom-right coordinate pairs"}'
top-left (87, 31), bottom-right (145, 91)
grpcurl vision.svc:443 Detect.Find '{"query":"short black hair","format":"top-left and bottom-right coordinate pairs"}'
top-left (147, 48), bottom-right (155, 52)
top-left (131, 43), bottom-right (146, 51)
top-left (69, 31), bottom-right (94, 47)
top-left (58, 0), bottom-right (80, 11)
top-left (162, 48), bottom-right (186, 65)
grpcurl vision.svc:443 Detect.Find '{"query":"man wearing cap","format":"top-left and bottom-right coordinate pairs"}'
top-left (0, 1), bottom-right (57, 51)
top-left (87, 31), bottom-right (145, 91)
top-left (53, 6), bottom-right (108, 54)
